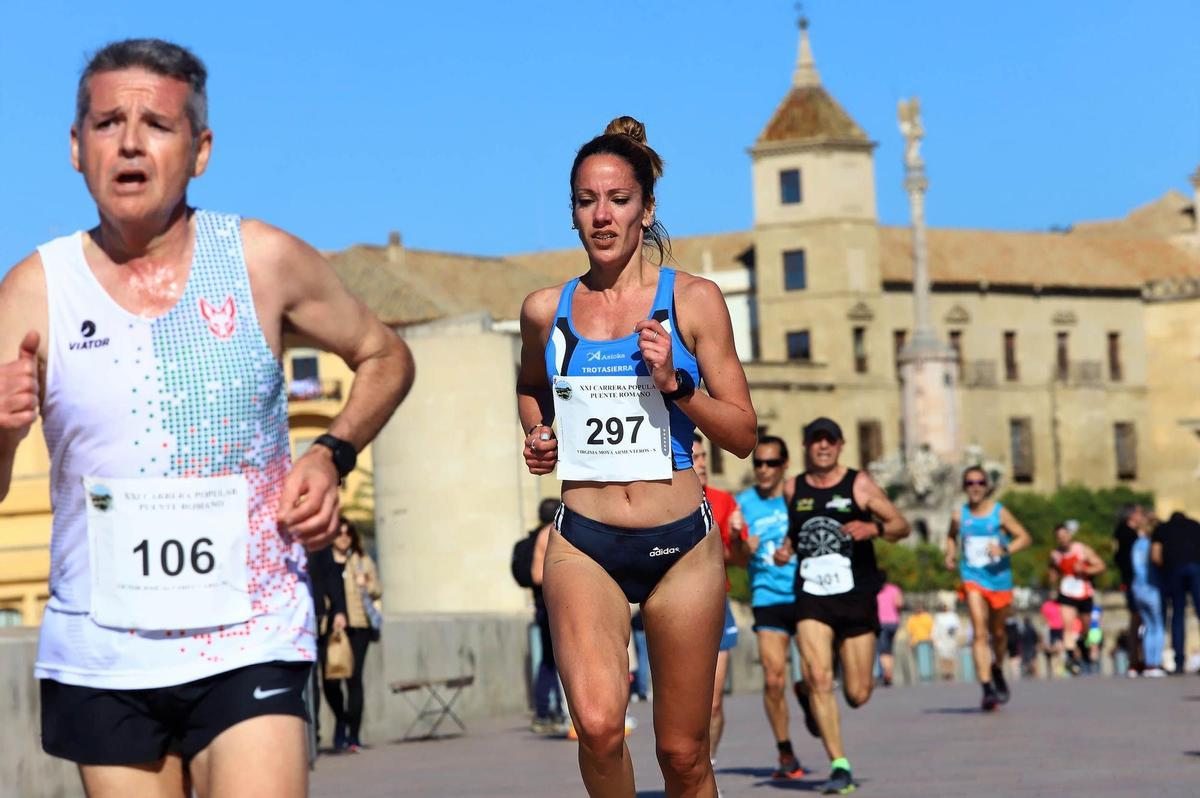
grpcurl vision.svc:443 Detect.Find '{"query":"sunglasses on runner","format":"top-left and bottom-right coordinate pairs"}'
top-left (753, 458), bottom-right (786, 468)
top-left (963, 479), bottom-right (988, 487)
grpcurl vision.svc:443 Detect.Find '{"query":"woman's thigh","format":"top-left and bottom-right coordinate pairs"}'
top-left (542, 530), bottom-right (635, 720)
top-left (642, 531), bottom-right (725, 742)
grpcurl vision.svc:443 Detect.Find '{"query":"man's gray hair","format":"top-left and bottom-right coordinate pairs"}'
top-left (75, 39), bottom-right (208, 140)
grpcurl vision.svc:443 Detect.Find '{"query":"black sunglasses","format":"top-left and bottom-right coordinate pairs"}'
top-left (753, 458), bottom-right (786, 468)
top-left (963, 479), bottom-right (988, 487)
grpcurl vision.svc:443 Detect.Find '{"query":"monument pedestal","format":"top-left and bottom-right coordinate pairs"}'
top-left (898, 341), bottom-right (961, 467)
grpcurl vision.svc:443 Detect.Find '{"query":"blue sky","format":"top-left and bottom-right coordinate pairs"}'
top-left (1, 1), bottom-right (1197, 274)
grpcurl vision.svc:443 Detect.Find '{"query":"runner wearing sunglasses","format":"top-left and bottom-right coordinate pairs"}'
top-left (944, 466), bottom-right (1032, 710)
top-left (773, 417), bottom-right (909, 794)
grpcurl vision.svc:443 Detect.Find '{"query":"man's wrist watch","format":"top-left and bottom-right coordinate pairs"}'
top-left (312, 434), bottom-right (357, 480)
top-left (874, 520), bottom-right (885, 538)
top-left (661, 368), bottom-right (695, 401)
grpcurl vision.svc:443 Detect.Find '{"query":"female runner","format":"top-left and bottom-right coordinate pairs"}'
top-left (516, 116), bottom-right (756, 797)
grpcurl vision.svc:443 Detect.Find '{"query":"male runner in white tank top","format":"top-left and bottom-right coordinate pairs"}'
top-left (0, 39), bottom-right (414, 798)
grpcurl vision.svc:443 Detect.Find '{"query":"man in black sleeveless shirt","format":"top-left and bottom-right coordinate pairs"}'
top-left (774, 417), bottom-right (909, 794)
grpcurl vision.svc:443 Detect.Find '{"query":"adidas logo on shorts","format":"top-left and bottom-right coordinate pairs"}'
top-left (649, 546), bottom-right (681, 558)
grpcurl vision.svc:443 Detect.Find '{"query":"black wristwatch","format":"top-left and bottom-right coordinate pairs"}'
top-left (312, 434), bottom-right (357, 481)
top-left (661, 368), bottom-right (695, 401)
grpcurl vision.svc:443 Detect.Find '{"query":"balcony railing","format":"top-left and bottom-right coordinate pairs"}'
top-left (287, 378), bottom-right (343, 402)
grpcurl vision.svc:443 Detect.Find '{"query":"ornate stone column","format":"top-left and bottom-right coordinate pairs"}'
top-left (896, 97), bottom-right (962, 465)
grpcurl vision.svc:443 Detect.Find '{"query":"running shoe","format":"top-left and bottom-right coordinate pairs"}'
top-left (991, 665), bottom-right (1010, 704)
top-left (794, 680), bottom-right (820, 738)
top-left (981, 683), bottom-right (999, 712)
top-left (1144, 667), bottom-right (1167, 678)
top-left (772, 754), bottom-right (806, 780)
top-left (818, 767), bottom-right (856, 794)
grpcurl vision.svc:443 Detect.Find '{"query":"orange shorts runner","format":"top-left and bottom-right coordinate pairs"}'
top-left (959, 581), bottom-right (1013, 610)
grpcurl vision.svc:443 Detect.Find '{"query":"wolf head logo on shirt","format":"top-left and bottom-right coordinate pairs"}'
top-left (199, 297), bottom-right (236, 340)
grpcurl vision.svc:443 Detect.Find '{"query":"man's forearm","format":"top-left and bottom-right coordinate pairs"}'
top-left (880, 516), bottom-right (910, 543)
top-left (327, 340), bottom-right (414, 451)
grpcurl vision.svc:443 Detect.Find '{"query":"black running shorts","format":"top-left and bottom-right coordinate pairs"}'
top-left (795, 590), bottom-right (880, 640)
top-left (1056, 594), bottom-right (1094, 617)
top-left (752, 601), bottom-right (798, 634)
top-left (41, 660), bottom-right (310, 765)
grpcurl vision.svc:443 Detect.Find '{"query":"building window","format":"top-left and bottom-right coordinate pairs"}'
top-left (893, 329), bottom-right (907, 377)
top-left (853, 326), bottom-right (868, 374)
top-left (1114, 422), bottom-right (1137, 480)
top-left (1009, 418), bottom-right (1034, 483)
top-left (786, 330), bottom-right (812, 362)
top-left (292, 355), bottom-right (319, 382)
top-left (1003, 331), bottom-right (1018, 382)
top-left (783, 250), bottom-right (807, 291)
top-left (857, 420), bottom-right (882, 469)
top-left (1108, 332), bottom-right (1123, 382)
top-left (1056, 331), bottom-right (1069, 382)
top-left (780, 169), bottom-right (802, 204)
top-left (948, 329), bottom-right (963, 373)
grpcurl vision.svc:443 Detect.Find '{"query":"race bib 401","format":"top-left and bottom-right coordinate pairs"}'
top-left (84, 474), bottom-right (253, 631)
top-left (552, 376), bottom-right (672, 482)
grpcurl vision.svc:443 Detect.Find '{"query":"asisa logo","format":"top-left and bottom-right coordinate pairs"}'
top-left (199, 297), bottom-right (236, 340)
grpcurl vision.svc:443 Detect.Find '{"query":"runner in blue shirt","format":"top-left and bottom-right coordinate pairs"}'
top-left (732, 435), bottom-right (806, 780)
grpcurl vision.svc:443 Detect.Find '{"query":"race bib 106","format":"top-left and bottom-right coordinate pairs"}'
top-left (800, 553), bottom-right (854, 596)
top-left (552, 376), bottom-right (672, 482)
top-left (84, 474), bottom-right (253, 631)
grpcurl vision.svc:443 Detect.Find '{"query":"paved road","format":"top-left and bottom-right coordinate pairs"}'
top-left (311, 675), bottom-right (1199, 797)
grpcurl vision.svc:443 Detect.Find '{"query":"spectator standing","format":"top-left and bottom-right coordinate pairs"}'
top-left (1130, 513), bottom-right (1166, 676)
top-left (311, 545), bottom-right (347, 747)
top-left (932, 604), bottom-right (961, 681)
top-left (1151, 511), bottom-right (1200, 674)
top-left (906, 604), bottom-right (935, 683)
top-left (875, 574), bottom-right (903, 686)
top-left (320, 518), bottom-right (382, 752)
top-left (1113, 505), bottom-right (1147, 674)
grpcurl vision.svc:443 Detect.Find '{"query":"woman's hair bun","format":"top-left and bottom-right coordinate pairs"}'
top-left (604, 115), bottom-right (647, 144)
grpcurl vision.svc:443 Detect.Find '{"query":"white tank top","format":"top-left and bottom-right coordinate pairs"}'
top-left (35, 210), bottom-right (316, 689)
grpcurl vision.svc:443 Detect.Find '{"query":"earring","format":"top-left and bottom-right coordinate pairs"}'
top-left (571, 223), bottom-right (577, 230)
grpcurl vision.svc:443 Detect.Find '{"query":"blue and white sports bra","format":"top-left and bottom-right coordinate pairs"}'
top-left (544, 268), bottom-right (700, 471)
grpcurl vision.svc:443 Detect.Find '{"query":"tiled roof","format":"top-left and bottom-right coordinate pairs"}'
top-left (878, 225), bottom-right (1200, 290)
top-left (1070, 190), bottom-right (1195, 239)
top-left (326, 245), bottom-right (548, 326)
top-left (755, 85), bottom-right (870, 147)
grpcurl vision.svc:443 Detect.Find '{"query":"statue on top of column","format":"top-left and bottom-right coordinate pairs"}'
top-left (897, 97), bottom-right (924, 170)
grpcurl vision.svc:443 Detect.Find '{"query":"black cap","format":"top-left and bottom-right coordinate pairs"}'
top-left (803, 417), bottom-right (843, 444)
